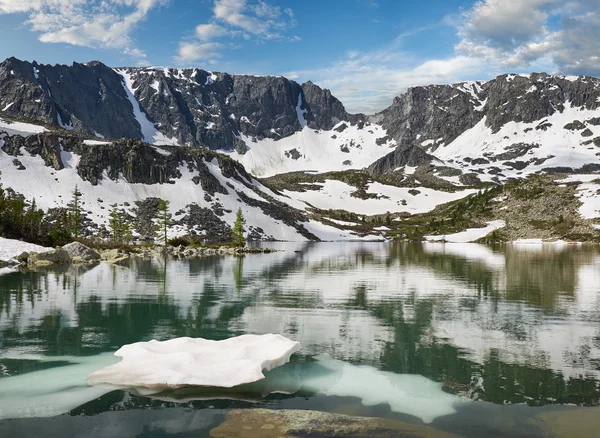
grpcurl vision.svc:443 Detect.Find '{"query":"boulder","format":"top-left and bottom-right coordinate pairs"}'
top-left (15, 252), bottom-right (30, 264)
top-left (534, 407), bottom-right (600, 438)
top-left (101, 249), bottom-right (130, 264)
top-left (209, 409), bottom-right (462, 438)
top-left (27, 249), bottom-right (71, 267)
top-left (62, 242), bottom-right (100, 262)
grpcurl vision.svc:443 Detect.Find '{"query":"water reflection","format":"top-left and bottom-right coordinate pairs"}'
top-left (1, 242), bottom-right (600, 411)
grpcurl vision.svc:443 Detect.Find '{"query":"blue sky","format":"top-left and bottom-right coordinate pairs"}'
top-left (0, 0), bottom-right (598, 113)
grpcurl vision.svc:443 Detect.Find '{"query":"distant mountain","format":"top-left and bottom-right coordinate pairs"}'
top-left (0, 57), bottom-right (400, 177)
top-left (367, 73), bottom-right (600, 178)
top-left (0, 57), bottom-right (354, 143)
top-left (2, 58), bottom-right (600, 241)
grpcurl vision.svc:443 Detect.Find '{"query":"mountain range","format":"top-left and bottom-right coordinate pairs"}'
top-left (1, 57), bottom-right (600, 242)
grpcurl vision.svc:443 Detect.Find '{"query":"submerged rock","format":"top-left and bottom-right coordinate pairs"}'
top-left (533, 407), bottom-right (600, 438)
top-left (209, 409), bottom-right (462, 438)
top-left (87, 334), bottom-right (301, 389)
top-left (15, 251), bottom-right (30, 264)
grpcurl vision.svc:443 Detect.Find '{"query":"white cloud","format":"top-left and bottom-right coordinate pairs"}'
top-left (287, 44), bottom-right (494, 114)
top-left (459, 0), bottom-right (560, 52)
top-left (176, 42), bottom-right (223, 63)
top-left (0, 0), bottom-right (165, 60)
top-left (175, 0), bottom-right (297, 65)
top-left (196, 23), bottom-right (230, 40)
top-left (455, 0), bottom-right (600, 75)
top-left (212, 0), bottom-right (294, 39)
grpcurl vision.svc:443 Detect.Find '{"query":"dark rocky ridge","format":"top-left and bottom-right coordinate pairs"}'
top-left (3, 57), bottom-right (600, 178)
top-left (0, 58), bottom-right (355, 151)
top-left (366, 73), bottom-right (600, 175)
top-left (0, 57), bottom-right (140, 138)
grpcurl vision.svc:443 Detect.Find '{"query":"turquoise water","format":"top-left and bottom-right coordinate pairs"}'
top-left (1, 241), bottom-right (600, 436)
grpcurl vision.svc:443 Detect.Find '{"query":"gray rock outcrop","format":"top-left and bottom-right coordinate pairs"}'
top-left (27, 249), bottom-right (71, 267)
top-left (62, 242), bottom-right (101, 262)
top-left (0, 58), bottom-right (359, 150)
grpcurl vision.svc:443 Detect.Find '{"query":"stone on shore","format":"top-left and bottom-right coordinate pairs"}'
top-left (27, 249), bottom-right (71, 267)
top-left (62, 242), bottom-right (101, 263)
top-left (101, 249), bottom-right (130, 264)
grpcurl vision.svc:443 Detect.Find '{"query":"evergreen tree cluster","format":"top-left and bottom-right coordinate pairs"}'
top-left (0, 184), bottom-right (248, 248)
top-left (0, 185), bottom-right (72, 247)
top-left (108, 204), bottom-right (133, 243)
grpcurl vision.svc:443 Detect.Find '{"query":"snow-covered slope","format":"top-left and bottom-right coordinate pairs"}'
top-left (228, 122), bottom-right (396, 177)
top-left (114, 69), bottom-right (179, 146)
top-left (0, 126), bottom-right (384, 242)
top-left (428, 102), bottom-right (600, 182)
top-left (0, 117), bottom-right (46, 136)
top-left (268, 178), bottom-right (475, 216)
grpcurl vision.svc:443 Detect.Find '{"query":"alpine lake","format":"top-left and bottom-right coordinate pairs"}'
top-left (1, 241), bottom-right (600, 437)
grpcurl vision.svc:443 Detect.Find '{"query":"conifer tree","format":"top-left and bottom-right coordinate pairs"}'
top-left (69, 185), bottom-right (83, 239)
top-left (155, 199), bottom-right (172, 245)
top-left (121, 218), bottom-right (133, 244)
top-left (108, 204), bottom-right (134, 243)
top-left (232, 208), bottom-right (246, 247)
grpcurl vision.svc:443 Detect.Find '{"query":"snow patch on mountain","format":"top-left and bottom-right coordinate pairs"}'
top-left (432, 101), bottom-right (600, 179)
top-left (115, 69), bottom-right (179, 146)
top-left (558, 174), bottom-right (600, 219)
top-left (425, 220), bottom-right (506, 243)
top-left (271, 179), bottom-right (476, 216)
top-left (296, 93), bottom-right (308, 128)
top-left (0, 117), bottom-right (46, 137)
top-left (228, 122), bottom-right (396, 177)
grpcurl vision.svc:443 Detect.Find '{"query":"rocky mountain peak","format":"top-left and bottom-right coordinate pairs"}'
top-left (0, 58), bottom-right (356, 153)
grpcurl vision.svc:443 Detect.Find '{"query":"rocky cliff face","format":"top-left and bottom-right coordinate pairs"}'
top-left (0, 58), bottom-right (355, 152)
top-left (0, 57), bottom-right (141, 139)
top-left (367, 73), bottom-right (600, 175)
top-left (2, 56), bottom-right (600, 189)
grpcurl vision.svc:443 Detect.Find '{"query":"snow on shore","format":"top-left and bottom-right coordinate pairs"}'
top-left (425, 220), bottom-right (506, 243)
top-left (0, 237), bottom-right (51, 262)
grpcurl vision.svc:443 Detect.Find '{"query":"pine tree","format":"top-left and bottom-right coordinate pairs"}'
top-left (109, 204), bottom-right (120, 241)
top-left (23, 199), bottom-right (43, 241)
top-left (49, 210), bottom-right (72, 246)
top-left (69, 185), bottom-right (83, 239)
top-left (232, 208), bottom-right (246, 247)
top-left (108, 204), bottom-right (134, 243)
top-left (121, 218), bottom-right (133, 244)
top-left (155, 199), bottom-right (172, 245)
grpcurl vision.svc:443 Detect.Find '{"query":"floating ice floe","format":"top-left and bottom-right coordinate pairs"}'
top-left (0, 353), bottom-right (119, 420)
top-left (0, 350), bottom-right (466, 423)
top-left (130, 355), bottom-right (468, 424)
top-left (87, 334), bottom-right (302, 389)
